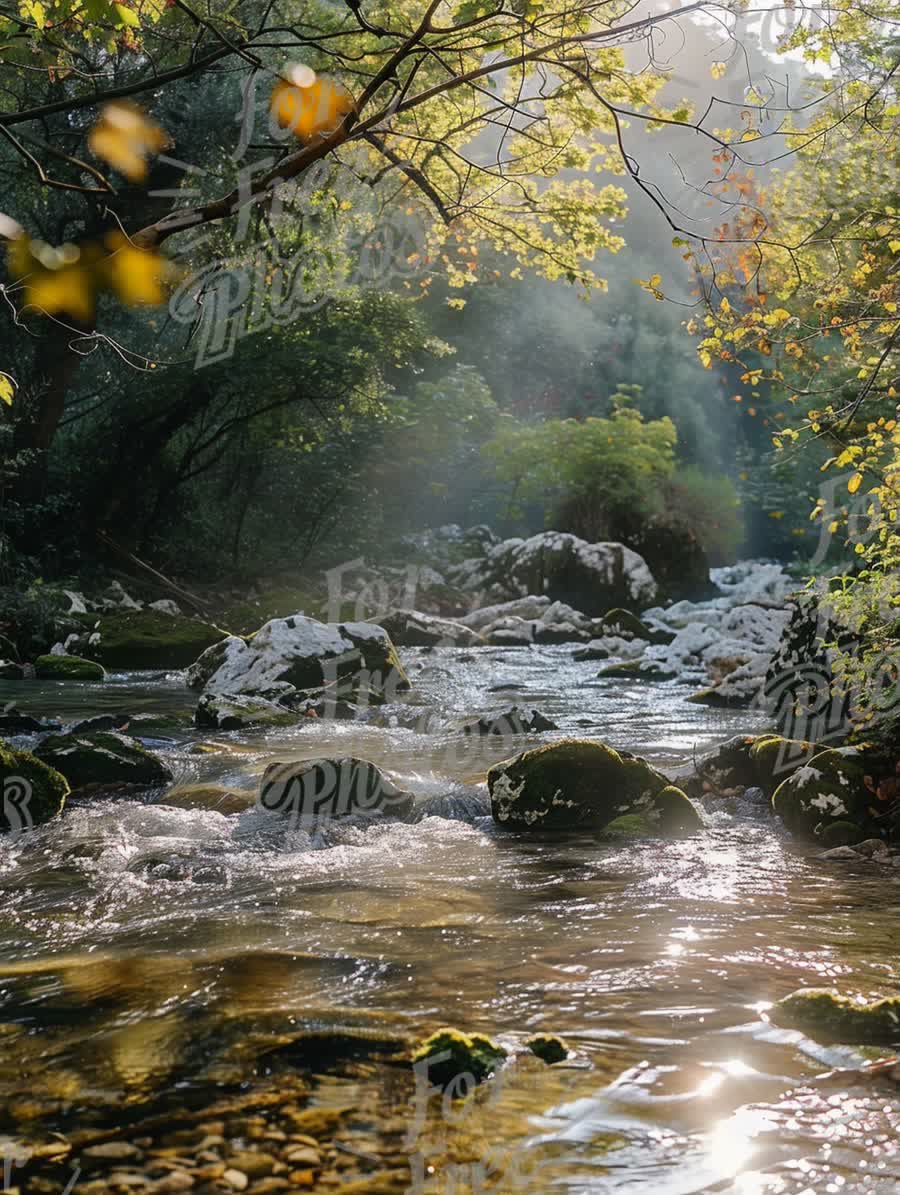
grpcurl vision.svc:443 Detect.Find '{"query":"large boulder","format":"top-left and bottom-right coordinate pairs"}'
top-left (34, 654), bottom-right (106, 681)
top-left (488, 739), bottom-right (702, 834)
top-left (375, 610), bottom-right (483, 648)
top-left (0, 744), bottom-right (69, 832)
top-left (258, 757), bottom-right (414, 825)
top-left (33, 731), bottom-right (173, 790)
top-left (624, 515), bottom-right (714, 602)
top-left (449, 532), bottom-right (657, 615)
top-left (69, 610), bottom-right (227, 670)
top-left (771, 745), bottom-right (880, 839)
top-left (187, 614), bottom-right (409, 699)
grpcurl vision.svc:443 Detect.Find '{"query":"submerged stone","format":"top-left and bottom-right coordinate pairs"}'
top-left (411, 1027), bottom-right (507, 1089)
top-left (0, 743), bottom-right (69, 831)
top-left (459, 706), bottom-right (558, 737)
top-left (488, 738), bottom-right (702, 834)
top-left (33, 731), bottom-right (173, 790)
top-left (194, 692), bottom-right (298, 731)
top-left (771, 988), bottom-right (900, 1044)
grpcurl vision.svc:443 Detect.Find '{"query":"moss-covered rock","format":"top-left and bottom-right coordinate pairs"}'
top-left (194, 692), bottom-right (299, 731)
top-left (770, 988), bottom-right (900, 1044)
top-left (525, 1034), bottom-right (569, 1064)
top-left (70, 611), bottom-right (227, 670)
top-left (771, 746), bottom-right (874, 839)
top-left (818, 820), bottom-right (866, 848)
top-left (488, 738), bottom-right (702, 834)
top-left (749, 734), bottom-right (815, 794)
top-left (0, 743), bottom-right (68, 831)
top-left (411, 1028), bottom-right (507, 1089)
top-left (34, 731), bottom-right (172, 790)
top-left (34, 654), bottom-right (106, 681)
top-left (601, 813), bottom-right (658, 838)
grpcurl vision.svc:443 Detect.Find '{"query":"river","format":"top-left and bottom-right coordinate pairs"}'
top-left (0, 644), bottom-right (897, 1193)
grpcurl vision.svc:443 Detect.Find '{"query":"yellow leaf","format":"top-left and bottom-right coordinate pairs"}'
top-left (710, 62), bottom-right (727, 80)
top-left (88, 101), bottom-right (169, 182)
top-left (101, 234), bottom-right (170, 306)
top-left (271, 69), bottom-right (355, 142)
top-left (847, 472), bottom-right (863, 494)
top-left (0, 374), bottom-right (13, 405)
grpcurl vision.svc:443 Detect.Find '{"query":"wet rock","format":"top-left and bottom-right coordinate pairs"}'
top-left (771, 746), bottom-right (875, 840)
top-left (749, 734), bottom-right (816, 794)
top-left (259, 757), bottom-right (414, 824)
top-left (819, 820), bottom-right (868, 849)
top-left (770, 988), bottom-right (900, 1044)
top-left (194, 692), bottom-right (299, 731)
top-left (601, 813), bottom-right (658, 838)
top-left (413, 790), bottom-right (491, 823)
top-left (34, 653), bottom-right (106, 681)
top-left (70, 712), bottom-right (134, 734)
top-left (0, 659), bottom-right (25, 679)
top-left (0, 709), bottom-right (51, 734)
top-left (0, 743), bottom-right (69, 831)
top-left (526, 1034), bottom-right (569, 1064)
top-left (376, 610), bottom-right (482, 648)
top-left (187, 615), bottom-right (409, 702)
top-left (598, 607), bottom-right (656, 641)
top-left (573, 634), bottom-right (647, 662)
top-left (459, 706), bottom-right (558, 737)
top-left (159, 784), bottom-right (255, 815)
top-left (488, 738), bottom-right (702, 835)
top-left (81, 1142), bottom-right (144, 1163)
top-left (34, 731), bottom-right (173, 790)
top-left (820, 844), bottom-right (863, 860)
top-left (411, 1027), bottom-right (507, 1089)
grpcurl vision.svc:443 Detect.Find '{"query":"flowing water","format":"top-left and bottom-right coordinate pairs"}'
top-left (1, 646), bottom-right (898, 1193)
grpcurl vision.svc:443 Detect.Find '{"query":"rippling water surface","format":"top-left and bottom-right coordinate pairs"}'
top-left (1, 646), bottom-right (897, 1193)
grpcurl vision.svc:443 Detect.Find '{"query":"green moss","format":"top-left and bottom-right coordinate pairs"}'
top-left (0, 744), bottom-right (69, 831)
top-left (525, 1034), bottom-right (569, 1064)
top-left (34, 731), bottom-right (172, 790)
top-left (819, 820), bottom-right (865, 848)
top-left (488, 738), bottom-right (702, 834)
top-left (411, 1028), bottom-right (507, 1090)
top-left (749, 735), bottom-right (814, 794)
top-left (601, 813), bottom-right (657, 838)
top-left (194, 693), bottom-right (298, 731)
top-left (771, 988), bottom-right (900, 1044)
top-left (651, 785), bottom-right (704, 835)
top-left (34, 654), bottom-right (106, 681)
top-left (71, 611), bottom-right (228, 670)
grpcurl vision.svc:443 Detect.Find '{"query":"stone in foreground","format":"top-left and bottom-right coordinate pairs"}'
top-left (259, 756), bottom-right (414, 825)
top-left (34, 731), bottom-right (173, 790)
top-left (0, 744), bottom-right (69, 831)
top-left (771, 988), bottom-right (900, 1045)
top-left (187, 614), bottom-right (409, 700)
top-left (488, 739), bottom-right (702, 834)
top-left (411, 1028), bottom-right (507, 1089)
